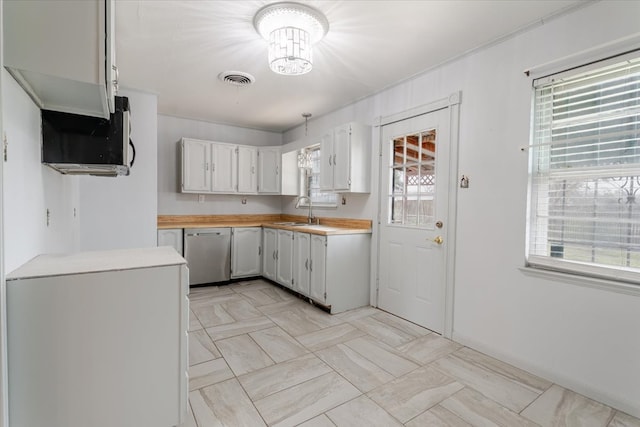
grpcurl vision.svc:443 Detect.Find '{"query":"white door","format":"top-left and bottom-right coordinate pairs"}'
top-left (262, 228), bottom-right (277, 281)
top-left (212, 143), bottom-right (237, 192)
top-left (333, 124), bottom-right (351, 191)
top-left (182, 139), bottom-right (211, 192)
top-left (258, 147), bottom-right (281, 194)
top-left (157, 229), bottom-right (183, 256)
top-left (237, 146), bottom-right (257, 194)
top-left (309, 234), bottom-right (327, 303)
top-left (231, 227), bottom-right (262, 278)
top-left (378, 108), bottom-right (451, 333)
top-left (293, 232), bottom-right (311, 295)
top-left (319, 130), bottom-right (334, 191)
top-left (276, 229), bottom-right (294, 288)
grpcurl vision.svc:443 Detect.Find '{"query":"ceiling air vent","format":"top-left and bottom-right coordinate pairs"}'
top-left (218, 71), bottom-right (255, 86)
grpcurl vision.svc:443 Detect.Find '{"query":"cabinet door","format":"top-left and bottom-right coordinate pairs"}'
top-left (258, 147), bottom-right (281, 194)
top-left (182, 139), bottom-right (211, 193)
top-left (293, 232), bottom-right (311, 296)
top-left (157, 229), bottom-right (183, 256)
top-left (231, 227), bottom-right (262, 278)
top-left (319, 131), bottom-right (334, 191)
top-left (333, 124), bottom-right (352, 191)
top-left (276, 230), bottom-right (294, 288)
top-left (212, 143), bottom-right (238, 192)
top-left (237, 146), bottom-right (258, 194)
top-left (4, 0), bottom-right (114, 118)
top-left (262, 228), bottom-right (277, 281)
top-left (309, 235), bottom-right (327, 303)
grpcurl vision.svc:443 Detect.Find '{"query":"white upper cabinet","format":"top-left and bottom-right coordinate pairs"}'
top-left (237, 146), bottom-right (258, 194)
top-left (3, 0), bottom-right (117, 118)
top-left (181, 139), bottom-right (212, 193)
top-left (258, 147), bottom-right (281, 194)
top-left (180, 140), bottom-right (282, 195)
top-left (212, 143), bottom-right (238, 193)
top-left (320, 122), bottom-right (371, 193)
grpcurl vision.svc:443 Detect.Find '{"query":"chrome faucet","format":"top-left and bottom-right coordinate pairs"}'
top-left (295, 196), bottom-right (314, 224)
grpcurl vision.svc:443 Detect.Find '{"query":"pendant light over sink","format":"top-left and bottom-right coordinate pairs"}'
top-left (253, 2), bottom-right (329, 75)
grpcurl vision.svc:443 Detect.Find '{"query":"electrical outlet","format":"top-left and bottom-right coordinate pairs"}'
top-left (198, 194), bottom-right (205, 203)
top-left (241, 198), bottom-right (247, 205)
top-left (342, 196), bottom-right (347, 205)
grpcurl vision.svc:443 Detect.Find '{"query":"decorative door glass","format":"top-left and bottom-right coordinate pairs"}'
top-left (389, 129), bottom-right (436, 227)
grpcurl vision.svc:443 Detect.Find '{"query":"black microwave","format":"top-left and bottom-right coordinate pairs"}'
top-left (42, 96), bottom-right (133, 177)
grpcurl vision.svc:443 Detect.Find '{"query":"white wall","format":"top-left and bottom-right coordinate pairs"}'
top-left (157, 114), bottom-right (283, 215)
top-left (2, 69), bottom-right (79, 273)
top-left (283, 1), bottom-right (640, 418)
top-left (77, 89), bottom-right (158, 251)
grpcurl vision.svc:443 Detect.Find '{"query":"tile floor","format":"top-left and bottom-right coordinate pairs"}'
top-left (183, 279), bottom-right (640, 427)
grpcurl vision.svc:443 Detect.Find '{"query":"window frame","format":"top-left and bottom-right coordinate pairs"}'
top-left (297, 145), bottom-right (338, 208)
top-left (525, 51), bottom-right (640, 286)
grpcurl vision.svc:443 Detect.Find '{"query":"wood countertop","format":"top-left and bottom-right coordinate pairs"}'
top-left (158, 214), bottom-right (372, 236)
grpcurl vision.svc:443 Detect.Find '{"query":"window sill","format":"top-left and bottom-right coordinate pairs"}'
top-left (518, 266), bottom-right (640, 297)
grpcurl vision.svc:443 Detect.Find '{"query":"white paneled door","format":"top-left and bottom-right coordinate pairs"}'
top-left (378, 107), bottom-right (451, 334)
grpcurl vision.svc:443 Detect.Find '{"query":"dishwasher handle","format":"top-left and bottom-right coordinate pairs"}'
top-left (185, 231), bottom-right (224, 237)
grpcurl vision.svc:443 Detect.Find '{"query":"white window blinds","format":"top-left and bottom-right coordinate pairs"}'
top-left (527, 55), bottom-right (640, 283)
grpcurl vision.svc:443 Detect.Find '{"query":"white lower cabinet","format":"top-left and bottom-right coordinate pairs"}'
top-left (276, 229), bottom-right (294, 288)
top-left (6, 247), bottom-right (189, 427)
top-left (293, 232), bottom-right (311, 295)
top-left (290, 231), bottom-right (370, 313)
top-left (262, 227), bottom-right (277, 281)
top-left (231, 227), bottom-right (262, 278)
top-left (309, 234), bottom-right (327, 303)
top-left (157, 228), bottom-right (183, 256)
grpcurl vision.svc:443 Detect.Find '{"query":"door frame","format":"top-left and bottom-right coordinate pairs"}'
top-left (371, 92), bottom-right (461, 339)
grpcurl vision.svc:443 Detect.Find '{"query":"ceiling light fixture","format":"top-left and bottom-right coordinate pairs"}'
top-left (253, 2), bottom-right (329, 76)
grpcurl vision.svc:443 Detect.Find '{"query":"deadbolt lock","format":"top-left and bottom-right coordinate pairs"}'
top-left (435, 221), bottom-right (443, 228)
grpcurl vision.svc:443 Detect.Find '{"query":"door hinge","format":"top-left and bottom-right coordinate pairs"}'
top-left (3, 133), bottom-right (7, 162)
top-left (324, 292), bottom-right (327, 300)
top-left (292, 278), bottom-right (295, 285)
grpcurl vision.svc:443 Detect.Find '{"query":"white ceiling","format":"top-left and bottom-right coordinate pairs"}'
top-left (116, 0), bottom-right (585, 132)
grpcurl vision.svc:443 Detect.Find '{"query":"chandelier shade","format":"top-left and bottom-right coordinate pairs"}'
top-left (254, 2), bottom-right (329, 76)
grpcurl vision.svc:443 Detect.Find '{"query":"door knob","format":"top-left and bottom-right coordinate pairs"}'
top-left (433, 236), bottom-right (443, 245)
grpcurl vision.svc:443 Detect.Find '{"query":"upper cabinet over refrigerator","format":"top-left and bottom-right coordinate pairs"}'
top-left (3, 0), bottom-right (117, 118)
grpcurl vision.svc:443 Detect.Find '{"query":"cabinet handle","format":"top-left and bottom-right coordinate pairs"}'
top-left (112, 65), bottom-right (119, 92)
top-left (273, 250), bottom-right (276, 260)
top-left (276, 165), bottom-right (279, 175)
top-left (276, 250), bottom-right (279, 260)
top-left (329, 156), bottom-right (332, 166)
top-left (309, 260), bottom-right (313, 272)
top-left (251, 166), bottom-right (255, 174)
top-left (212, 163), bottom-right (215, 172)
top-left (258, 246), bottom-right (262, 256)
top-left (305, 259), bottom-right (309, 270)
top-left (333, 154), bottom-right (336, 165)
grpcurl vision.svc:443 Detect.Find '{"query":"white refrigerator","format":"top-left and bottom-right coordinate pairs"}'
top-left (6, 246), bottom-right (189, 427)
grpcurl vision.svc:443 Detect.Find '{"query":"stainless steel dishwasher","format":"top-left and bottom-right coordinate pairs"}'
top-left (184, 228), bottom-right (231, 285)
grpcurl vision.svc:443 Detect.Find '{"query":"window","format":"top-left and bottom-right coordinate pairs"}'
top-left (388, 129), bottom-right (436, 227)
top-left (300, 145), bottom-right (338, 207)
top-left (527, 55), bottom-right (640, 284)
